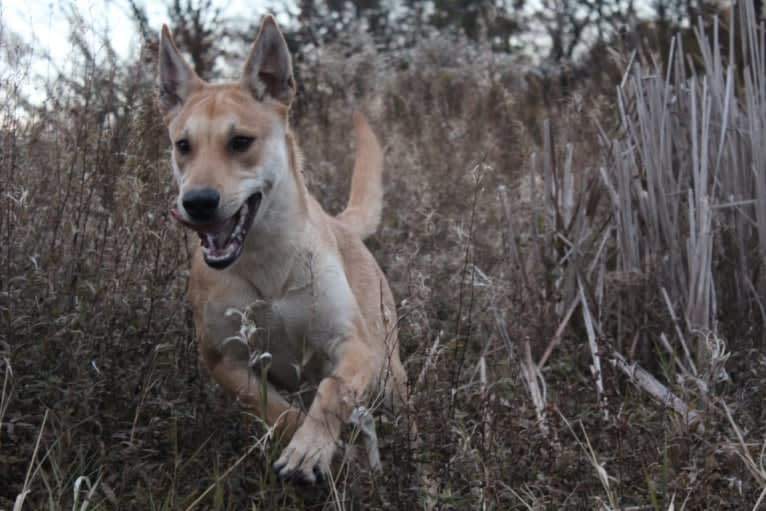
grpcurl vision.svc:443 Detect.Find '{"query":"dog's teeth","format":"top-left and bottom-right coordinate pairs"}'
top-left (200, 195), bottom-right (255, 267)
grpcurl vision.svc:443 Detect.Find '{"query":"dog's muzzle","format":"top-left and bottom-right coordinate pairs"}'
top-left (171, 192), bottom-right (262, 269)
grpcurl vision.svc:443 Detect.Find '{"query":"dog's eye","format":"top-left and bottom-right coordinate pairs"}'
top-left (229, 136), bottom-right (255, 153)
top-left (175, 139), bottom-right (191, 155)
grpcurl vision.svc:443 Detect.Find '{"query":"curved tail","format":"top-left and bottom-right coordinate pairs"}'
top-left (336, 112), bottom-right (384, 239)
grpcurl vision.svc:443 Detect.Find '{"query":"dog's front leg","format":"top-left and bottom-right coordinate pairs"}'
top-left (207, 357), bottom-right (303, 441)
top-left (273, 337), bottom-right (376, 483)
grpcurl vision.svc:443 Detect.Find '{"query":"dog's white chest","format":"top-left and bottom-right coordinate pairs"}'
top-left (246, 285), bottom-right (326, 386)
top-left (209, 255), bottom-right (355, 392)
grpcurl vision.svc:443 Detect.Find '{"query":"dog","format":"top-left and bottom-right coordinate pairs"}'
top-left (156, 15), bottom-right (409, 484)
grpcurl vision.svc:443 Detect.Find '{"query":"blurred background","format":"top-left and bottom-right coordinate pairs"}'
top-left (2, 1), bottom-right (766, 509)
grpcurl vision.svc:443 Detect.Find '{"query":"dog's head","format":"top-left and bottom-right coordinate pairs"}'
top-left (158, 16), bottom-right (296, 270)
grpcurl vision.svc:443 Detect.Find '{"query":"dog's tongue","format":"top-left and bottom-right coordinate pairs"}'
top-left (207, 217), bottom-right (236, 249)
top-left (170, 209), bottom-right (236, 249)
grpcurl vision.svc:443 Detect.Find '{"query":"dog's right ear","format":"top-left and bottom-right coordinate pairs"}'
top-left (158, 25), bottom-right (202, 118)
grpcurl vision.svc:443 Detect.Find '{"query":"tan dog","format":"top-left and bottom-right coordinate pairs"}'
top-left (157, 16), bottom-right (408, 484)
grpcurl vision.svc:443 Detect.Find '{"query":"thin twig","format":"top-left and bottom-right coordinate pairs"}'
top-left (14, 409), bottom-right (49, 511)
top-left (578, 277), bottom-right (608, 419)
top-left (183, 430), bottom-right (271, 511)
top-left (538, 295), bottom-right (580, 369)
top-left (610, 350), bottom-right (700, 426)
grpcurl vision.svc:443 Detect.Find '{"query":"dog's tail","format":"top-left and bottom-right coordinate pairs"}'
top-left (337, 112), bottom-right (383, 240)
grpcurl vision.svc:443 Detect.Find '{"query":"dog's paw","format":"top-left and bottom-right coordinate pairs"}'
top-left (273, 426), bottom-right (336, 485)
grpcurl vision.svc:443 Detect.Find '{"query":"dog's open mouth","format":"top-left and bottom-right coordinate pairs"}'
top-left (172, 192), bottom-right (262, 269)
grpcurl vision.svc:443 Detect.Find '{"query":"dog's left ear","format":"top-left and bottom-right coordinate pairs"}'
top-left (241, 15), bottom-right (295, 106)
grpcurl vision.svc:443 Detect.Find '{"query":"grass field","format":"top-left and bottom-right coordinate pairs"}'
top-left (2, 2), bottom-right (766, 509)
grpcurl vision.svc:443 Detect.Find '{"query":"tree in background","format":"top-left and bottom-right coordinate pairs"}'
top-left (283, 0), bottom-right (421, 54)
top-left (167, 0), bottom-right (226, 78)
top-left (129, 0), bottom-right (233, 79)
top-left (429, 0), bottom-right (523, 52)
top-left (126, 0), bottom-right (761, 93)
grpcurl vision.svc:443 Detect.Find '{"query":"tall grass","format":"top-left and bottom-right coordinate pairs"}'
top-left (603, 0), bottom-right (765, 378)
top-left (1, 2), bottom-right (766, 510)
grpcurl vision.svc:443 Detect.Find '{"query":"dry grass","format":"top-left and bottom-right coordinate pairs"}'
top-left (2, 3), bottom-right (766, 510)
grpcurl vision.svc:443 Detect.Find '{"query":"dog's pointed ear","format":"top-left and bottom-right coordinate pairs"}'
top-left (241, 15), bottom-right (295, 106)
top-left (158, 25), bottom-right (202, 118)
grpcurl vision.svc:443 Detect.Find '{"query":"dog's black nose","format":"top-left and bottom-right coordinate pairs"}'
top-left (182, 188), bottom-right (220, 222)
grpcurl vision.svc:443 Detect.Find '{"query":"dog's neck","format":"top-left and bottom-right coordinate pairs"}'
top-left (232, 131), bottom-right (311, 298)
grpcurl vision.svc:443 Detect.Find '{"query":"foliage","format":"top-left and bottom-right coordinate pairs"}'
top-left (1, 1), bottom-right (766, 510)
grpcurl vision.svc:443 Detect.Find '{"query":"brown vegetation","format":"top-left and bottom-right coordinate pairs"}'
top-left (2, 2), bottom-right (766, 509)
